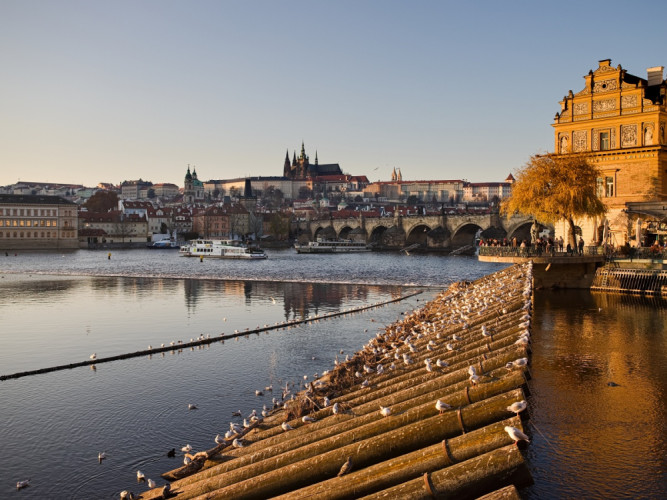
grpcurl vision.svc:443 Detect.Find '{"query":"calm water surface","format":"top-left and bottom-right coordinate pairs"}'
top-left (0, 249), bottom-right (665, 499)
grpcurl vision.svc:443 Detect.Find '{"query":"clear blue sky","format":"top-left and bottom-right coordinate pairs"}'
top-left (1, 0), bottom-right (665, 188)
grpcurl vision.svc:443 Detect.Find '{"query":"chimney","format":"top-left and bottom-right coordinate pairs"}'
top-left (647, 66), bottom-right (664, 86)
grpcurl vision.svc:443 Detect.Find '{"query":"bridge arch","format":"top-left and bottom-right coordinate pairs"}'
top-left (369, 225), bottom-right (389, 245)
top-left (313, 226), bottom-right (336, 241)
top-left (506, 221), bottom-right (532, 243)
top-left (405, 224), bottom-right (432, 246)
top-left (338, 225), bottom-right (354, 239)
top-left (451, 223), bottom-right (483, 248)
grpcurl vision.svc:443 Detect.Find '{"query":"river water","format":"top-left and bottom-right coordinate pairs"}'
top-left (0, 249), bottom-right (665, 499)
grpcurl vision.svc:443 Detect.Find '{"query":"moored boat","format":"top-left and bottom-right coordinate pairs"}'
top-left (294, 238), bottom-right (372, 254)
top-left (179, 239), bottom-right (268, 259)
top-left (147, 239), bottom-right (180, 249)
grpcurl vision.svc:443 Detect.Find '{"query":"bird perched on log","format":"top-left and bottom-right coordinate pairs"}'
top-left (302, 415), bottom-right (316, 424)
top-left (215, 434), bottom-right (225, 445)
top-left (436, 359), bottom-right (448, 368)
top-left (232, 438), bottom-right (244, 448)
top-left (337, 456), bottom-right (353, 477)
top-left (183, 455), bottom-right (192, 466)
top-left (332, 402), bottom-right (341, 415)
top-left (162, 483), bottom-right (172, 498)
top-left (504, 425), bottom-right (530, 443)
top-left (322, 396), bottom-right (331, 408)
top-left (435, 399), bottom-right (451, 414)
top-left (379, 405), bottom-right (392, 417)
top-left (281, 421), bottom-right (294, 431)
top-left (506, 401), bottom-right (528, 414)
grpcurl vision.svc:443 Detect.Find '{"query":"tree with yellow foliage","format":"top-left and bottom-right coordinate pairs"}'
top-left (501, 153), bottom-right (606, 248)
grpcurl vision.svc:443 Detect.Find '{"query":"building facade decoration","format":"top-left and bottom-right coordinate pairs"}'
top-left (552, 59), bottom-right (667, 246)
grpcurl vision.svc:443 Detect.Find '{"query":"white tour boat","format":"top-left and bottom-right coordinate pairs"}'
top-left (180, 239), bottom-right (268, 259)
top-left (294, 238), bottom-right (372, 254)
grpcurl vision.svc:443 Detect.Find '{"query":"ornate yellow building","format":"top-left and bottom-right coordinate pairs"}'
top-left (553, 59), bottom-right (667, 246)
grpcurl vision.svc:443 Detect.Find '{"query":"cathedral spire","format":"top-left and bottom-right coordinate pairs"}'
top-left (315, 150), bottom-right (318, 165)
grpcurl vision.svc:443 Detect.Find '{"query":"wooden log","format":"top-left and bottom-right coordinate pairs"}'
top-left (159, 368), bottom-right (528, 490)
top-left (173, 389), bottom-right (526, 499)
top-left (475, 484), bottom-right (522, 500)
top-left (272, 416), bottom-right (524, 500)
top-left (162, 420), bottom-right (260, 481)
top-left (359, 444), bottom-right (532, 500)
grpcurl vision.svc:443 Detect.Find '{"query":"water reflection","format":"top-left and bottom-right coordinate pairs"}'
top-left (525, 290), bottom-right (667, 500)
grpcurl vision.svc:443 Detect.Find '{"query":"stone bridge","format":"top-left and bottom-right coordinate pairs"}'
top-left (292, 213), bottom-right (534, 251)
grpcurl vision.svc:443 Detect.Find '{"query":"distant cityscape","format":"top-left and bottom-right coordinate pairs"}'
top-left (0, 142), bottom-right (514, 250)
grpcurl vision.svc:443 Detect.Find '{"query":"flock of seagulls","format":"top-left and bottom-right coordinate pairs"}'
top-left (76, 264), bottom-right (534, 498)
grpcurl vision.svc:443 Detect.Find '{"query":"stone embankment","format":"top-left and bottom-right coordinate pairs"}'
top-left (136, 262), bottom-right (534, 500)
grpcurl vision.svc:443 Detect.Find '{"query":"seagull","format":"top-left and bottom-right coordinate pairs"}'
top-left (436, 359), bottom-right (448, 368)
top-left (147, 478), bottom-right (156, 488)
top-left (468, 365), bottom-right (477, 376)
top-left (281, 421), bottom-right (294, 431)
top-left (255, 389), bottom-right (263, 396)
top-left (120, 491), bottom-right (135, 500)
top-left (337, 456), bottom-right (353, 477)
top-left (446, 343), bottom-right (455, 351)
top-left (183, 455), bottom-right (192, 465)
top-left (215, 434), bottom-right (225, 444)
top-left (513, 358), bottom-right (528, 368)
top-left (16, 479), bottom-right (30, 490)
top-left (504, 425), bottom-right (530, 443)
top-left (188, 403), bottom-right (198, 410)
top-left (302, 415), bottom-right (316, 423)
top-left (469, 374), bottom-right (480, 385)
top-left (136, 470), bottom-right (145, 481)
top-left (506, 401), bottom-right (528, 414)
top-left (162, 484), bottom-right (171, 498)
top-left (379, 405), bottom-right (392, 417)
top-left (435, 399), bottom-right (451, 414)
top-left (98, 451), bottom-right (106, 463)
top-left (90, 353), bottom-right (97, 360)
top-left (332, 402), bottom-right (341, 415)
top-left (181, 444), bottom-right (192, 453)
top-left (232, 438), bottom-right (244, 448)
top-left (322, 396), bottom-right (331, 407)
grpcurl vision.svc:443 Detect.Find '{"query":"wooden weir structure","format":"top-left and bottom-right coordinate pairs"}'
top-left (591, 266), bottom-right (667, 296)
top-left (135, 263), bottom-right (535, 499)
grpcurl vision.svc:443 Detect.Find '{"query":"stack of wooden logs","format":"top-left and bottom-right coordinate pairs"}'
top-left (138, 262), bottom-right (534, 500)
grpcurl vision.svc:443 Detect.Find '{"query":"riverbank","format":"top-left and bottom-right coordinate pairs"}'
top-left (134, 263), bottom-right (535, 499)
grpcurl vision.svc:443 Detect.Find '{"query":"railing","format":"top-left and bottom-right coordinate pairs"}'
top-left (479, 245), bottom-right (666, 262)
top-left (478, 246), bottom-right (599, 258)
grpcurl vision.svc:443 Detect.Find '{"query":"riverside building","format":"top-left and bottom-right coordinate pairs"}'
top-left (552, 59), bottom-right (667, 246)
top-left (0, 194), bottom-right (78, 250)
